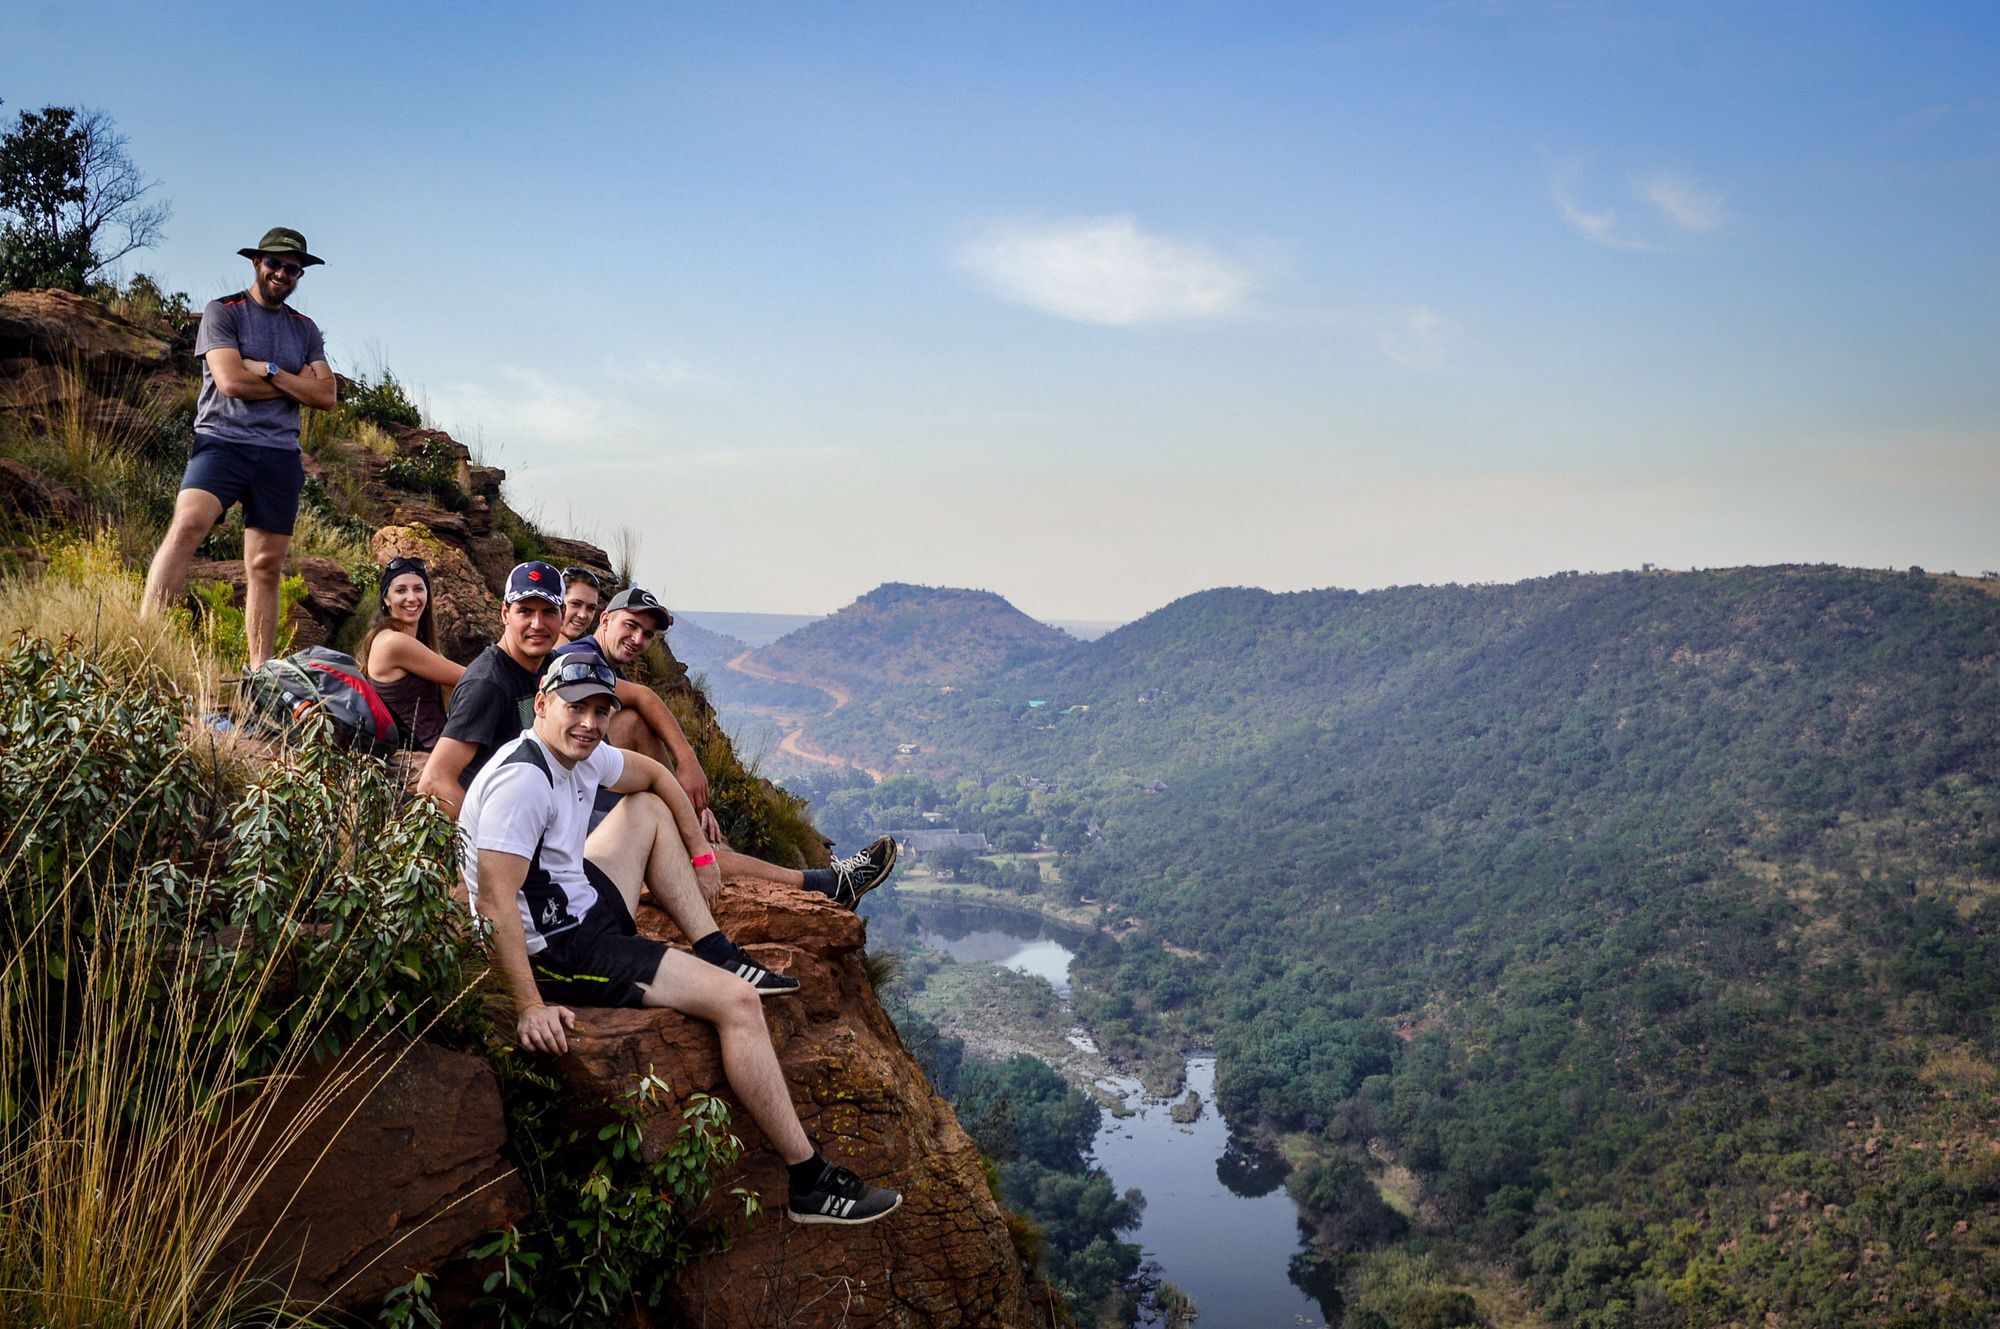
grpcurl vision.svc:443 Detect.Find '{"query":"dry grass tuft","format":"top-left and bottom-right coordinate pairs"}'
top-left (0, 529), bottom-right (221, 705)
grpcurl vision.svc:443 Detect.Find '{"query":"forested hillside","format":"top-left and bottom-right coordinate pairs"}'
top-left (807, 567), bottom-right (2000, 1326)
top-left (749, 581), bottom-right (1078, 690)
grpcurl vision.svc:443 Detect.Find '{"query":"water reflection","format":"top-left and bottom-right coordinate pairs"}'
top-left (885, 900), bottom-right (1333, 1328)
top-left (1216, 1131), bottom-right (1290, 1198)
top-left (872, 899), bottom-right (1088, 995)
top-left (1288, 1252), bottom-right (1346, 1326)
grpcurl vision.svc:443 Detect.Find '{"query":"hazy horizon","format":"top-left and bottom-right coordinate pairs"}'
top-left (13, 3), bottom-right (1997, 618)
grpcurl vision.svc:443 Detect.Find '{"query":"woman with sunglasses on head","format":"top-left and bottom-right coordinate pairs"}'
top-left (358, 555), bottom-right (464, 751)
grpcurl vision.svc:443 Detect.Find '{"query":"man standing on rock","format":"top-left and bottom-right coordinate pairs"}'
top-left (460, 648), bottom-right (902, 1226)
top-left (552, 584), bottom-right (898, 907)
top-left (142, 228), bottom-right (337, 667)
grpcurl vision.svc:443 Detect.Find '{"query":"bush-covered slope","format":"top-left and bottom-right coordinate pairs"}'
top-left (812, 567), bottom-right (2000, 1325)
top-left (748, 581), bottom-right (1078, 691)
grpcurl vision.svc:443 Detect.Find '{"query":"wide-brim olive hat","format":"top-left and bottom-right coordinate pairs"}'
top-left (237, 227), bottom-right (325, 266)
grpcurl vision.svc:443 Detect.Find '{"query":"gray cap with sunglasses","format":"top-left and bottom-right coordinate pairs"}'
top-left (540, 649), bottom-right (622, 708)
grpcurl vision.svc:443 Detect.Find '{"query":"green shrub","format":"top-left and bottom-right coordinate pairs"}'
top-left (472, 1067), bottom-right (748, 1327)
top-left (383, 437), bottom-right (469, 511)
top-left (343, 369), bottom-right (424, 430)
top-left (189, 572), bottom-right (307, 669)
top-left (0, 637), bottom-right (479, 1326)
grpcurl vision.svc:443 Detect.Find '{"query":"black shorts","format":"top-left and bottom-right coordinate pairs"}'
top-left (180, 433), bottom-right (305, 535)
top-left (530, 860), bottom-right (668, 1009)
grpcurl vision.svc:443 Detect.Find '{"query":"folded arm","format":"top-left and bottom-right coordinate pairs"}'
top-left (613, 677), bottom-right (711, 809)
top-left (205, 348), bottom-right (338, 411)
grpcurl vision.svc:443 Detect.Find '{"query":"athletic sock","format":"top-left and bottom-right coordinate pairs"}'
top-left (692, 931), bottom-right (736, 966)
top-left (801, 868), bottom-right (838, 897)
top-left (788, 1151), bottom-right (828, 1195)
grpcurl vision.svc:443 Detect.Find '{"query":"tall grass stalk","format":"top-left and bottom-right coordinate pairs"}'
top-left (0, 874), bottom-right (474, 1326)
top-left (0, 649), bottom-right (483, 1327)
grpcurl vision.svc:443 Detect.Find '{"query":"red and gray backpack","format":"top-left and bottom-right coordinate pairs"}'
top-left (240, 645), bottom-right (402, 754)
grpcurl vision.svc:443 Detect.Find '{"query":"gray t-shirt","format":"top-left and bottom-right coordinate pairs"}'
top-left (192, 292), bottom-right (327, 450)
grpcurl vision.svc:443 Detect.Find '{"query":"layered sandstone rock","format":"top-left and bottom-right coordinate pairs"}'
top-left (0, 288), bottom-right (175, 373)
top-left (226, 1040), bottom-right (529, 1308)
top-left (0, 457), bottom-right (88, 525)
top-left (559, 882), bottom-right (1044, 1329)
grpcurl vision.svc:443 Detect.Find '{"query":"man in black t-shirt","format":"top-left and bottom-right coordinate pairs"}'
top-left (418, 561), bottom-right (566, 810)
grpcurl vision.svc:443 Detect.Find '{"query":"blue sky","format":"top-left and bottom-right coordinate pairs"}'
top-left (9, 2), bottom-right (1997, 619)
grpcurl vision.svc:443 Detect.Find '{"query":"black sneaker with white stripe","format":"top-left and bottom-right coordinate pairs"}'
top-left (828, 835), bottom-right (898, 908)
top-left (705, 942), bottom-right (800, 997)
top-left (787, 1161), bottom-right (902, 1226)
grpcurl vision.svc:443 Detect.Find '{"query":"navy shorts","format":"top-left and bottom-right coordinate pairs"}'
top-left (530, 860), bottom-right (668, 1009)
top-left (180, 433), bottom-right (305, 535)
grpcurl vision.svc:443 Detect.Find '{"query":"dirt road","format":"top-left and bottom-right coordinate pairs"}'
top-left (724, 652), bottom-right (883, 778)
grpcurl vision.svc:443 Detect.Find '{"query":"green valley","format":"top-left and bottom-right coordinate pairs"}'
top-left (774, 569), bottom-right (2000, 1327)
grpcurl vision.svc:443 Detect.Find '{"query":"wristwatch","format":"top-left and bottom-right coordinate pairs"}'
top-left (263, 360), bottom-right (280, 379)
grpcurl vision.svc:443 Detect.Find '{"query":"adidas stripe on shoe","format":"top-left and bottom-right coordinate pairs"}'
top-left (787, 1162), bottom-right (902, 1226)
top-left (705, 944), bottom-right (800, 997)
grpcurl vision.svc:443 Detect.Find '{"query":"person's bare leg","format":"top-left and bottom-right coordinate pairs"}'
top-left (142, 488), bottom-right (224, 617)
top-left (608, 709), bottom-right (669, 764)
top-left (586, 791), bottom-right (722, 936)
top-left (637, 950), bottom-right (812, 1162)
top-left (242, 527), bottom-right (291, 668)
top-left (717, 848), bottom-right (803, 887)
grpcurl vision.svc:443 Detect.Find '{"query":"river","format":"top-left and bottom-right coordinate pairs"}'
top-left (899, 903), bottom-right (1338, 1328)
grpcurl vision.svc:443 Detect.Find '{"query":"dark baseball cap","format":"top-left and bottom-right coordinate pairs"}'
top-left (505, 561), bottom-right (565, 606)
top-left (540, 649), bottom-right (621, 708)
top-left (604, 585), bottom-right (672, 629)
top-left (237, 227), bottom-right (325, 266)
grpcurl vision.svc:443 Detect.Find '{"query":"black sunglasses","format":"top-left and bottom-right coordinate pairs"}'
top-left (260, 256), bottom-right (306, 278)
top-left (384, 556), bottom-right (429, 575)
top-left (560, 567), bottom-right (601, 589)
top-left (541, 657), bottom-right (618, 693)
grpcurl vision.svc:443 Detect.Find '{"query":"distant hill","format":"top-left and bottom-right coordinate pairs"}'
top-left (747, 582), bottom-right (1080, 692)
top-left (676, 610), bottom-right (825, 648)
top-left (802, 566), bottom-right (2000, 1323)
top-left (667, 618), bottom-right (832, 716)
top-left (1046, 618), bottom-right (1124, 642)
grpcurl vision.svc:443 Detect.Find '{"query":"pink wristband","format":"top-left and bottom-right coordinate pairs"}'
top-left (690, 852), bottom-right (717, 868)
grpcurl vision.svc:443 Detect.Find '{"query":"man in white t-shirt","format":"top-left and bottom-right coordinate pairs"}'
top-left (460, 649), bottom-right (900, 1225)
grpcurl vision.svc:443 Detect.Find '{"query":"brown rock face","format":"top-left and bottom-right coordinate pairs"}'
top-left (537, 533), bottom-right (614, 584)
top-left (554, 882), bottom-right (1043, 1329)
top-left (226, 1040), bottom-right (529, 1308)
top-left (0, 289), bottom-right (174, 373)
top-left (0, 458), bottom-right (88, 524)
top-left (0, 359), bottom-right (82, 411)
top-left (371, 523), bottom-right (502, 660)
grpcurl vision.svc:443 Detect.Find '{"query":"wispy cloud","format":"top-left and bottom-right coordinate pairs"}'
top-left (427, 357), bottom-right (712, 462)
top-left (1375, 305), bottom-right (1460, 369)
top-left (1632, 171), bottom-right (1727, 231)
top-left (955, 214), bottom-right (1254, 326)
top-left (1552, 169), bottom-right (1658, 251)
top-left (1552, 161), bottom-right (1726, 250)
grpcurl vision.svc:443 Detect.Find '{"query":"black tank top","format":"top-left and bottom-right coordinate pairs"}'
top-left (370, 670), bottom-right (445, 752)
